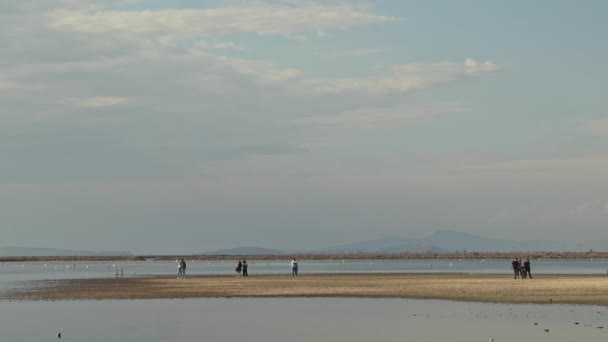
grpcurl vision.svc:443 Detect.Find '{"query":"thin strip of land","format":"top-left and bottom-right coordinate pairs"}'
top-left (6, 273), bottom-right (608, 304)
top-left (1, 252), bottom-right (608, 262)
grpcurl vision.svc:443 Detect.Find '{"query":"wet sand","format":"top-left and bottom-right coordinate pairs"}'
top-left (7, 273), bottom-right (608, 304)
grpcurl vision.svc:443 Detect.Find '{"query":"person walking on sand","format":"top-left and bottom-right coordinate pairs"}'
top-left (242, 260), bottom-right (248, 277)
top-left (524, 258), bottom-right (532, 279)
top-left (290, 258), bottom-right (298, 277)
top-left (235, 260), bottom-right (242, 277)
top-left (511, 258), bottom-right (520, 279)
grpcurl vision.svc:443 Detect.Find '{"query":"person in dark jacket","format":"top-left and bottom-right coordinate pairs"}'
top-left (235, 260), bottom-right (242, 277)
top-left (523, 258), bottom-right (532, 279)
top-left (242, 260), bottom-right (248, 277)
top-left (511, 258), bottom-right (520, 279)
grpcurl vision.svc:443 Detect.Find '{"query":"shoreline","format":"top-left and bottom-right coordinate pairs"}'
top-left (1, 251), bottom-right (608, 263)
top-left (6, 273), bottom-right (608, 305)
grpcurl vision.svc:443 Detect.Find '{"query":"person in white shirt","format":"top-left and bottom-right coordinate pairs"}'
top-left (177, 259), bottom-right (187, 279)
top-left (290, 258), bottom-right (298, 277)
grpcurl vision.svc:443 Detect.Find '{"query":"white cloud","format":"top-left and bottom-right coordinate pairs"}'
top-left (2, 51), bottom-right (498, 128)
top-left (454, 154), bottom-right (608, 174)
top-left (189, 54), bottom-right (498, 95)
top-left (297, 103), bottom-right (466, 129)
top-left (0, 1), bottom-right (502, 186)
top-left (62, 96), bottom-right (129, 108)
top-left (303, 58), bottom-right (499, 94)
top-left (197, 41), bottom-right (248, 51)
top-left (49, 4), bottom-right (396, 37)
top-left (463, 58), bottom-right (497, 75)
top-left (331, 48), bottom-right (385, 57)
top-left (0, 77), bottom-right (46, 92)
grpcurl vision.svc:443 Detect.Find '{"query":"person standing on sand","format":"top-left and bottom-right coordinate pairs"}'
top-left (242, 260), bottom-right (248, 277)
top-left (524, 258), bottom-right (532, 279)
top-left (180, 259), bottom-right (187, 279)
top-left (177, 259), bottom-right (187, 279)
top-left (290, 258), bottom-right (298, 277)
top-left (236, 260), bottom-right (242, 277)
top-left (511, 258), bottom-right (520, 279)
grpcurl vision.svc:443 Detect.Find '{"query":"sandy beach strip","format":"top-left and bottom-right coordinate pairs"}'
top-left (6, 273), bottom-right (608, 304)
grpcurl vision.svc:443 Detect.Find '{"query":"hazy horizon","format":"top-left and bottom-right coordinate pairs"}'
top-left (2, 1), bottom-right (607, 254)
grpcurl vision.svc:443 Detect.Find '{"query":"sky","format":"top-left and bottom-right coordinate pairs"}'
top-left (1, 0), bottom-right (607, 254)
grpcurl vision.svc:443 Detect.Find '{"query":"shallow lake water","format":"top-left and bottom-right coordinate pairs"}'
top-left (1, 258), bottom-right (607, 286)
top-left (2, 259), bottom-right (607, 341)
top-left (1, 298), bottom-right (607, 342)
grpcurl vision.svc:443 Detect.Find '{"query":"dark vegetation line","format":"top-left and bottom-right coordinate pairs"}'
top-left (1, 251), bottom-right (607, 263)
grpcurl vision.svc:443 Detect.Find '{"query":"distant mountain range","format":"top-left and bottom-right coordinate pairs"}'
top-left (317, 230), bottom-right (607, 253)
top-left (0, 247), bottom-right (131, 257)
top-left (198, 246), bottom-right (283, 255)
top-left (3, 231), bottom-right (605, 256)
top-left (201, 231), bottom-right (607, 255)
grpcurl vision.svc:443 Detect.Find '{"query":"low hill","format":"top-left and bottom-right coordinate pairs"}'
top-left (318, 230), bottom-right (606, 253)
top-left (198, 246), bottom-right (283, 255)
top-left (0, 247), bottom-right (131, 257)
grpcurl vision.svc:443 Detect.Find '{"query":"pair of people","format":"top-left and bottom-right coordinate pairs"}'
top-left (235, 260), bottom-right (248, 277)
top-left (177, 259), bottom-right (187, 279)
top-left (511, 258), bottom-right (532, 279)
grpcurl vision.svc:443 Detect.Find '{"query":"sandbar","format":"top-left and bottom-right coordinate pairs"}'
top-left (6, 273), bottom-right (608, 304)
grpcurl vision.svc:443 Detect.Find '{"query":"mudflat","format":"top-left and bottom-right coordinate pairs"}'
top-left (7, 273), bottom-right (608, 304)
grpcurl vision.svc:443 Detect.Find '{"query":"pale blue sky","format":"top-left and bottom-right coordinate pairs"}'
top-left (1, 1), bottom-right (607, 253)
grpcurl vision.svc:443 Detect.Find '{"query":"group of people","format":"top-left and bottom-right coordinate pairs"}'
top-left (180, 258), bottom-right (533, 279)
top-left (235, 260), bottom-right (249, 277)
top-left (176, 258), bottom-right (300, 278)
top-left (511, 258), bottom-right (532, 279)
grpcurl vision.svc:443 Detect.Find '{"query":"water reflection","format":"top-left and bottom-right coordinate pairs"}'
top-left (0, 298), bottom-right (606, 342)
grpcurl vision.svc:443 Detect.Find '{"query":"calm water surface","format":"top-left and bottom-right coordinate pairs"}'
top-left (1, 259), bottom-right (608, 341)
top-left (1, 258), bottom-right (607, 285)
top-left (1, 298), bottom-right (607, 342)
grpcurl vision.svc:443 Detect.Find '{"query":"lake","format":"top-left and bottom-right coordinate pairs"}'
top-left (2, 258), bottom-right (607, 341)
top-left (1, 298), bottom-right (607, 342)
